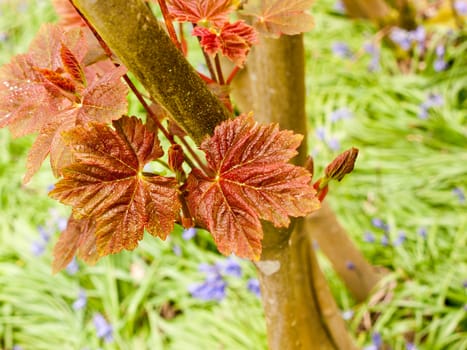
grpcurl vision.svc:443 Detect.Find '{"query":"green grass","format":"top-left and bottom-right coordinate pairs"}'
top-left (1, 0), bottom-right (466, 349)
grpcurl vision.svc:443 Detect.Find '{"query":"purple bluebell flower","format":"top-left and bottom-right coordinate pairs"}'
top-left (462, 280), bottom-right (467, 288)
top-left (381, 235), bottom-right (389, 246)
top-left (371, 218), bottom-right (389, 232)
top-left (394, 231), bottom-right (406, 246)
top-left (341, 309), bottom-right (354, 320)
top-left (410, 26), bottom-right (426, 51)
top-left (418, 227), bottom-right (427, 239)
top-left (372, 332), bottom-right (382, 347)
top-left (57, 217), bottom-right (68, 231)
top-left (182, 227), bottom-right (197, 240)
top-left (418, 93), bottom-right (443, 119)
top-left (455, 1), bottom-right (467, 15)
top-left (0, 32), bottom-right (8, 43)
top-left (327, 138), bottom-right (340, 151)
top-left (346, 261), bottom-right (356, 270)
top-left (31, 241), bottom-right (46, 256)
top-left (247, 278), bottom-right (261, 297)
top-left (332, 42), bottom-right (353, 59)
top-left (172, 244), bottom-right (182, 256)
top-left (434, 44), bottom-right (447, 72)
top-left (12, 346), bottom-right (23, 350)
top-left (315, 127), bottom-right (326, 141)
top-left (364, 42), bottom-right (380, 72)
top-left (218, 257), bottom-right (242, 278)
top-left (38, 226), bottom-right (51, 242)
top-left (390, 28), bottom-right (412, 50)
top-left (66, 257), bottom-right (79, 275)
top-left (452, 187), bottom-right (465, 203)
top-left (329, 108), bottom-right (353, 122)
top-left (189, 274), bottom-right (227, 301)
top-left (72, 289), bottom-right (87, 310)
top-left (364, 231), bottom-right (376, 243)
top-left (334, 1), bottom-right (346, 13)
top-left (93, 313), bottom-right (113, 343)
top-left (406, 342), bottom-right (418, 350)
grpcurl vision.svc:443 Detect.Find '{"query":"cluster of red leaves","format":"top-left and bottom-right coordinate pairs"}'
top-left (48, 113), bottom-right (318, 269)
top-left (0, 24), bottom-right (127, 183)
top-left (168, 0), bottom-right (257, 66)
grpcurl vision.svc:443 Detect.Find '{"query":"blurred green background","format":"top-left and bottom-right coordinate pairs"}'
top-left (0, 0), bottom-right (466, 349)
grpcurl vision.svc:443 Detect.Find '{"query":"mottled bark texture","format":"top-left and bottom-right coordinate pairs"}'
top-left (238, 36), bottom-right (356, 349)
top-left (71, 0), bottom-right (231, 143)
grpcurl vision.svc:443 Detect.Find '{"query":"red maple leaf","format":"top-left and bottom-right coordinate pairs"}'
top-left (0, 24), bottom-right (128, 183)
top-left (167, 0), bottom-right (233, 25)
top-left (52, 0), bottom-right (87, 29)
top-left (186, 114), bottom-right (320, 260)
top-left (192, 21), bottom-right (257, 67)
top-left (52, 213), bottom-right (99, 273)
top-left (49, 116), bottom-right (181, 256)
top-left (242, 0), bottom-right (315, 37)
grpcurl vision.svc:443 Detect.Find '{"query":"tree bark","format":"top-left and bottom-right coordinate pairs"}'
top-left (243, 36), bottom-right (357, 349)
top-left (71, 0), bottom-right (231, 143)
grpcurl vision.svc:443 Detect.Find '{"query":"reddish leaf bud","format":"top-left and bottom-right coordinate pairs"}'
top-left (168, 144), bottom-right (185, 173)
top-left (325, 147), bottom-right (359, 182)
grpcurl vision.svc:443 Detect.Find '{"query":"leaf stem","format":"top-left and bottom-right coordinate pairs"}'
top-left (226, 65), bottom-right (240, 85)
top-left (214, 54), bottom-right (225, 85)
top-left (192, 24), bottom-right (218, 82)
top-left (157, 0), bottom-right (183, 51)
top-left (176, 136), bottom-right (214, 178)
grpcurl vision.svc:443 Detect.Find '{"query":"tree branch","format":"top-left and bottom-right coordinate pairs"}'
top-left (71, 0), bottom-right (231, 143)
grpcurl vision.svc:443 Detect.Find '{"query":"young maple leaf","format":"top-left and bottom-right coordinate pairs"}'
top-left (192, 20), bottom-right (257, 67)
top-left (52, 213), bottom-right (99, 273)
top-left (52, 0), bottom-right (87, 29)
top-left (0, 24), bottom-right (128, 183)
top-left (168, 0), bottom-right (233, 25)
top-left (49, 116), bottom-right (181, 257)
top-left (242, 0), bottom-right (315, 37)
top-left (186, 114), bottom-right (320, 260)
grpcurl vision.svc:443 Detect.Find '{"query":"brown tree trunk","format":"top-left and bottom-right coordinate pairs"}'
top-left (342, 0), bottom-right (391, 21)
top-left (240, 36), bottom-right (356, 349)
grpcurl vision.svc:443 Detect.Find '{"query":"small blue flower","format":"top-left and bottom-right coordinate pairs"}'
top-left (452, 187), bottom-right (465, 203)
top-left (462, 280), bottom-right (467, 288)
top-left (217, 257), bottom-right (242, 278)
top-left (381, 235), bottom-right (389, 246)
top-left (327, 138), bottom-right (340, 151)
top-left (66, 257), bottom-right (79, 275)
top-left (93, 313), bottom-right (113, 343)
top-left (364, 231), bottom-right (376, 243)
top-left (393, 231), bottom-right (406, 246)
top-left (57, 217), bottom-right (68, 231)
top-left (332, 42), bottom-right (353, 59)
top-left (315, 127), bottom-right (326, 141)
top-left (12, 346), bottom-right (23, 350)
top-left (334, 1), bottom-right (346, 13)
top-left (329, 108), bottom-right (353, 122)
top-left (372, 332), bottom-right (382, 347)
top-left (418, 227), bottom-right (427, 239)
top-left (406, 342), bottom-right (418, 350)
top-left (390, 28), bottom-right (412, 50)
top-left (189, 274), bottom-right (227, 301)
top-left (182, 227), bottom-right (197, 240)
top-left (371, 218), bottom-right (389, 232)
top-left (72, 289), bottom-right (87, 310)
top-left (172, 244), bottom-right (182, 256)
top-left (31, 241), bottom-right (46, 256)
top-left (247, 278), bottom-right (261, 297)
top-left (455, 0), bottom-right (467, 15)
top-left (410, 26), bottom-right (426, 50)
top-left (434, 58), bottom-right (447, 72)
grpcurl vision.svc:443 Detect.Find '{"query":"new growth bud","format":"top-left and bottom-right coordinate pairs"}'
top-left (325, 147), bottom-right (359, 182)
top-left (168, 144), bottom-right (185, 173)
